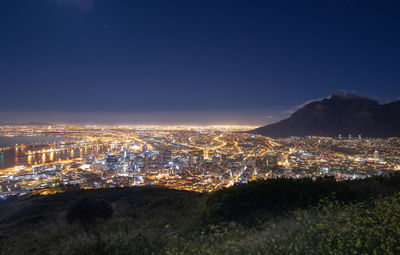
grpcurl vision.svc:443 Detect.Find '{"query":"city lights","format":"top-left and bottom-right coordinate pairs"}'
top-left (0, 124), bottom-right (399, 198)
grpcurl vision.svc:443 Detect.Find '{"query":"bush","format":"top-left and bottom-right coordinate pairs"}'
top-left (66, 198), bottom-right (113, 224)
top-left (202, 173), bottom-right (400, 223)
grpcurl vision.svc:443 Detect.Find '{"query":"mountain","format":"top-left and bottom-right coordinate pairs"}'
top-left (251, 91), bottom-right (400, 138)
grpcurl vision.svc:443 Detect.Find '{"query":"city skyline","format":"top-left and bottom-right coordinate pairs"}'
top-left (1, 124), bottom-right (398, 196)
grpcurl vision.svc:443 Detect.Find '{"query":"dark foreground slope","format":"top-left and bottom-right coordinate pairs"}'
top-left (251, 91), bottom-right (400, 138)
top-left (0, 186), bottom-right (202, 225)
top-left (1, 174), bottom-right (400, 254)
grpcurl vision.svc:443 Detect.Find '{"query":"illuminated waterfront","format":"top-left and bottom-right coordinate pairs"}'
top-left (0, 136), bottom-right (76, 169)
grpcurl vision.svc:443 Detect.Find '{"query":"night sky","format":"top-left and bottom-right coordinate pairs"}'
top-left (1, 0), bottom-right (399, 125)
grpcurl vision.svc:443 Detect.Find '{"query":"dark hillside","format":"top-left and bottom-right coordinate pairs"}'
top-left (202, 174), bottom-right (400, 222)
top-left (0, 186), bottom-right (202, 226)
top-left (1, 174), bottom-right (400, 254)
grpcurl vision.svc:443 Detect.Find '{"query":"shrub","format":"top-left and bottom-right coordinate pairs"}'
top-left (66, 197), bottom-right (113, 224)
top-left (202, 173), bottom-right (400, 223)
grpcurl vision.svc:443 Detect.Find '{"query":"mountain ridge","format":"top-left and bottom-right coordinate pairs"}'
top-left (250, 91), bottom-right (400, 138)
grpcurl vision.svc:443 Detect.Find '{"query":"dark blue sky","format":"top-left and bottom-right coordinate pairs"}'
top-left (0, 0), bottom-right (399, 124)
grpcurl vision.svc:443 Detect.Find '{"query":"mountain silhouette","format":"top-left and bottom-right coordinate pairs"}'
top-left (251, 91), bottom-right (400, 138)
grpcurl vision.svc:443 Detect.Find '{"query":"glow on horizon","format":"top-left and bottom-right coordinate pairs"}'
top-left (0, 110), bottom-right (283, 127)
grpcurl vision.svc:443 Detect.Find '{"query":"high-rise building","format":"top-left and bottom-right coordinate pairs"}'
top-left (105, 154), bottom-right (119, 171)
top-left (189, 153), bottom-right (194, 165)
top-left (123, 150), bottom-right (130, 159)
top-left (251, 159), bottom-right (256, 178)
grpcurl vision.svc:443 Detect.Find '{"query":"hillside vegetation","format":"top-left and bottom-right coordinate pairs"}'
top-left (1, 174), bottom-right (400, 254)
